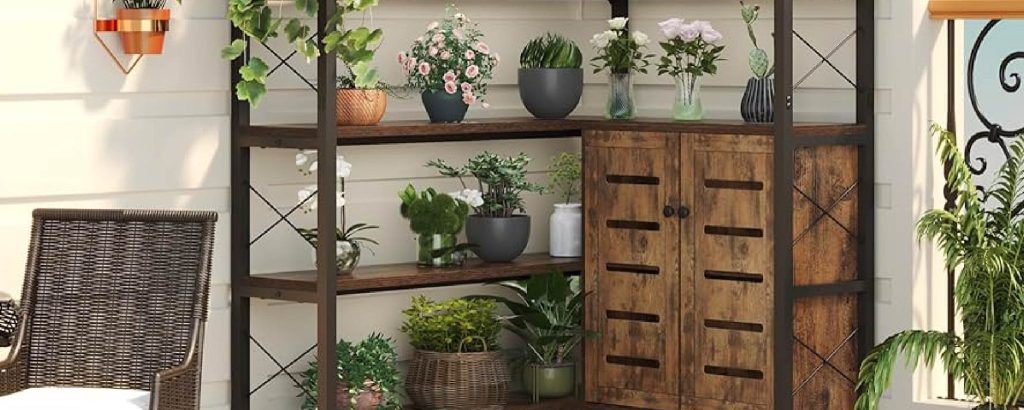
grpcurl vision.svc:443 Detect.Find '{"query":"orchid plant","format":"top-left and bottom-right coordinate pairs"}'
top-left (589, 17), bottom-right (653, 75)
top-left (399, 7), bottom-right (499, 107)
top-left (294, 150), bottom-right (378, 256)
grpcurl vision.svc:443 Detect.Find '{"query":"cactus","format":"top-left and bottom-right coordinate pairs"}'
top-left (741, 1), bottom-right (772, 79)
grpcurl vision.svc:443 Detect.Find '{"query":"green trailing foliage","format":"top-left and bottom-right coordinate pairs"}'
top-left (116, 0), bottom-right (179, 8)
top-left (740, 1), bottom-right (772, 79)
top-left (548, 152), bottom-right (582, 205)
top-left (296, 223), bottom-right (379, 253)
top-left (401, 296), bottom-right (502, 353)
top-left (468, 271), bottom-right (594, 366)
top-left (855, 124), bottom-right (1024, 410)
top-left (298, 333), bottom-right (402, 410)
top-left (223, 0), bottom-right (384, 106)
top-left (398, 185), bottom-right (469, 235)
top-left (520, 33), bottom-right (583, 69)
top-left (427, 152), bottom-right (546, 218)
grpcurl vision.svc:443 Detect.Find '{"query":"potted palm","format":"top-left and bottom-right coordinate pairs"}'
top-left (428, 152), bottom-right (545, 263)
top-left (471, 271), bottom-right (591, 400)
top-left (547, 152), bottom-right (582, 258)
top-left (739, 2), bottom-right (774, 123)
top-left (115, 0), bottom-right (179, 54)
top-left (855, 125), bottom-right (1024, 410)
top-left (402, 296), bottom-right (509, 409)
top-left (399, 7), bottom-right (499, 123)
top-left (518, 34), bottom-right (584, 119)
top-left (398, 185), bottom-right (474, 267)
top-left (298, 333), bottom-right (402, 410)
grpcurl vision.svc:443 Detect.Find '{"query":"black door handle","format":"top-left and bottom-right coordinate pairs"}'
top-left (663, 205), bottom-right (675, 218)
top-left (678, 206), bottom-right (690, 219)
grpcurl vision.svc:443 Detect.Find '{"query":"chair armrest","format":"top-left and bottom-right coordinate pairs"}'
top-left (0, 324), bottom-right (27, 397)
top-left (149, 326), bottom-right (204, 410)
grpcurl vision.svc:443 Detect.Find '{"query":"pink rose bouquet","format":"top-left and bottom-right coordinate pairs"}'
top-left (399, 7), bottom-right (499, 107)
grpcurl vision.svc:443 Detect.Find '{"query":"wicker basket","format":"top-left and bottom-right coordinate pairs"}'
top-left (337, 89), bottom-right (387, 126)
top-left (405, 349), bottom-right (509, 409)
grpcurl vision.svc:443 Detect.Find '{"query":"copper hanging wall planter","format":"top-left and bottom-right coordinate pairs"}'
top-left (93, 0), bottom-right (174, 74)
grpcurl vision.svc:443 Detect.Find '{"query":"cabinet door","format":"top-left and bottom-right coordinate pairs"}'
top-left (583, 130), bottom-right (681, 410)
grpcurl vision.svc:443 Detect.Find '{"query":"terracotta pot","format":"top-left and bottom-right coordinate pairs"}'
top-left (336, 385), bottom-right (382, 410)
top-left (117, 8), bottom-right (171, 55)
top-left (336, 89), bottom-right (387, 126)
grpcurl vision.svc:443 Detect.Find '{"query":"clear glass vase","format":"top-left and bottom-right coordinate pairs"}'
top-left (417, 234), bottom-right (464, 268)
top-left (673, 75), bottom-right (704, 121)
top-left (605, 72), bottom-right (636, 120)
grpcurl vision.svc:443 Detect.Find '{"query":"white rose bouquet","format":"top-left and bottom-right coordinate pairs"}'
top-left (590, 17), bottom-right (654, 75)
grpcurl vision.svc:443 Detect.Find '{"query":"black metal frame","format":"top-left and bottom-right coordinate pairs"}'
top-left (228, 0), bottom-right (876, 408)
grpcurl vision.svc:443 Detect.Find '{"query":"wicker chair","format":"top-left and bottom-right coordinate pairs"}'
top-left (0, 209), bottom-right (217, 410)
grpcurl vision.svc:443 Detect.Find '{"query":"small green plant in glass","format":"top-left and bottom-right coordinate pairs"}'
top-left (398, 184), bottom-right (474, 267)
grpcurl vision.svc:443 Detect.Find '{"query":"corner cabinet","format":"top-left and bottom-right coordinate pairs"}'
top-left (584, 130), bottom-right (863, 410)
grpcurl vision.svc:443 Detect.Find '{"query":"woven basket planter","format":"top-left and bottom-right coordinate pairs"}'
top-left (406, 350), bottom-right (509, 409)
top-left (336, 89), bottom-right (387, 126)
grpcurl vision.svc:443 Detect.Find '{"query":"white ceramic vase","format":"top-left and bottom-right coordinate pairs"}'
top-left (549, 203), bottom-right (582, 257)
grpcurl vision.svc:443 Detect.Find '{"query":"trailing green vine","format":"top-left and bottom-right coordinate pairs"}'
top-left (222, 0), bottom-right (383, 106)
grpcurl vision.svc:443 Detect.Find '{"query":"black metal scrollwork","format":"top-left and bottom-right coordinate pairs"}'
top-left (965, 20), bottom-right (1024, 186)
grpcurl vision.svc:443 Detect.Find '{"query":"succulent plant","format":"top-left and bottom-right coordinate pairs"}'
top-left (520, 33), bottom-right (583, 69)
top-left (741, 1), bottom-right (772, 79)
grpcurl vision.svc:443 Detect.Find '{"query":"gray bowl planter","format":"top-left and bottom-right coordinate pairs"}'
top-left (518, 68), bottom-right (583, 119)
top-left (421, 91), bottom-right (469, 123)
top-left (465, 215), bottom-right (531, 263)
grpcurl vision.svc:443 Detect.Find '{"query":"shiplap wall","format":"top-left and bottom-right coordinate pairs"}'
top-left (0, 0), bottom-right (907, 409)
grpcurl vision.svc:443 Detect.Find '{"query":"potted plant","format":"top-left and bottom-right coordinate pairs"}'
top-left (428, 152), bottom-right (545, 263)
top-left (401, 296), bottom-right (508, 409)
top-left (221, 0), bottom-right (382, 108)
top-left (398, 184), bottom-right (474, 267)
top-left (518, 33), bottom-right (584, 119)
top-left (656, 18), bottom-right (725, 121)
top-left (296, 151), bottom-right (378, 275)
top-left (298, 333), bottom-right (402, 410)
top-left (115, 0), bottom-right (179, 54)
top-left (471, 271), bottom-right (591, 400)
top-left (399, 7), bottom-right (499, 123)
top-left (547, 152), bottom-right (582, 258)
top-left (590, 17), bottom-right (654, 120)
top-left (739, 2), bottom-right (774, 123)
top-left (855, 126), bottom-right (1024, 410)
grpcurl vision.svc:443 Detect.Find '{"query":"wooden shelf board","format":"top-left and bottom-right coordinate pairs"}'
top-left (239, 117), bottom-right (866, 148)
top-left (930, 0), bottom-right (1024, 19)
top-left (240, 253), bottom-right (581, 302)
top-left (507, 396), bottom-right (630, 409)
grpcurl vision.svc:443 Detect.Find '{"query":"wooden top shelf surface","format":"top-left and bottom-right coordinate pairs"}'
top-left (240, 116), bottom-right (866, 148)
top-left (240, 253), bottom-right (581, 303)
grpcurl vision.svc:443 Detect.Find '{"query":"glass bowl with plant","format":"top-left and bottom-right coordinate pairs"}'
top-left (518, 33), bottom-right (584, 119)
top-left (401, 296), bottom-right (508, 409)
top-left (298, 333), bottom-right (402, 410)
top-left (295, 150), bottom-right (378, 275)
top-left (656, 18), bottom-right (725, 121)
top-left (115, 0), bottom-right (180, 54)
top-left (470, 271), bottom-right (592, 400)
top-left (739, 1), bottom-right (775, 123)
top-left (547, 152), bottom-right (582, 257)
top-left (590, 17), bottom-right (654, 119)
top-left (428, 152), bottom-right (545, 262)
top-left (398, 184), bottom-right (474, 267)
top-left (399, 6), bottom-right (499, 123)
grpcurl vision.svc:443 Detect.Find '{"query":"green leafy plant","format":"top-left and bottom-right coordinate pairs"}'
top-left (297, 223), bottom-right (379, 254)
top-left (222, 0), bottom-right (383, 106)
top-left (469, 271), bottom-right (592, 366)
top-left (401, 296), bottom-right (502, 353)
top-left (855, 125), bottom-right (1024, 410)
top-left (520, 33), bottom-right (583, 69)
top-left (398, 185), bottom-right (470, 235)
top-left (117, 0), bottom-right (179, 8)
top-left (548, 152), bottom-right (582, 205)
top-left (427, 152), bottom-right (546, 218)
top-left (298, 333), bottom-right (402, 410)
top-left (741, 1), bottom-right (772, 79)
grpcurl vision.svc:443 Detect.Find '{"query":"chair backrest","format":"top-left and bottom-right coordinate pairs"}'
top-left (18, 209), bottom-right (216, 390)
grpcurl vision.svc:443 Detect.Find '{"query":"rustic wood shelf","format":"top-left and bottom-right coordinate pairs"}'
top-left (929, 0), bottom-right (1024, 19)
top-left (239, 117), bottom-right (867, 148)
top-left (239, 253), bottom-right (581, 303)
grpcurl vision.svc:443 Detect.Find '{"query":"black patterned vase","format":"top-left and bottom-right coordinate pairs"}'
top-left (740, 77), bottom-right (774, 123)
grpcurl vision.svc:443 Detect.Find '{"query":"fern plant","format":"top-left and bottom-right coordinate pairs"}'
top-left (855, 124), bottom-right (1024, 410)
top-left (520, 33), bottom-right (583, 69)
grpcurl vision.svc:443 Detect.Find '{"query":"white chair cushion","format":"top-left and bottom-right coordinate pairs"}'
top-left (0, 387), bottom-right (150, 410)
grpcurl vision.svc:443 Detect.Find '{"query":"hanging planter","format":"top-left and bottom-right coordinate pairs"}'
top-left (93, 0), bottom-right (178, 74)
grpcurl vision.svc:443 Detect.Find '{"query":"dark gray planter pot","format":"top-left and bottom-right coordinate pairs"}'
top-left (465, 215), bottom-right (531, 263)
top-left (740, 77), bottom-right (774, 123)
top-left (518, 68), bottom-right (583, 119)
top-left (421, 91), bottom-right (469, 123)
